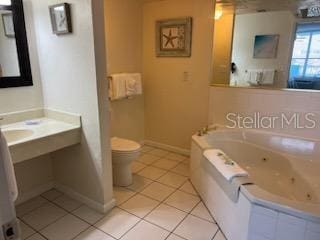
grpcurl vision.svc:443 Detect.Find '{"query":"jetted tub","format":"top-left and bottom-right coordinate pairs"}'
top-left (190, 127), bottom-right (320, 240)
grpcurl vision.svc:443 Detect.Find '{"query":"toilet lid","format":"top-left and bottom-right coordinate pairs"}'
top-left (111, 137), bottom-right (141, 152)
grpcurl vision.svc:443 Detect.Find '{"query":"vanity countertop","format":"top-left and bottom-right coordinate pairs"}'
top-left (2, 118), bottom-right (80, 147)
top-left (0, 109), bottom-right (82, 164)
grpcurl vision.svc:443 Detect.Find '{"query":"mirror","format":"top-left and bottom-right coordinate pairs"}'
top-left (0, 0), bottom-right (32, 88)
top-left (0, 10), bottom-right (20, 77)
top-left (212, 0), bottom-right (320, 91)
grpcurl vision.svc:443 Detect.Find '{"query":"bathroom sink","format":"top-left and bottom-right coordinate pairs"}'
top-left (2, 129), bottom-right (34, 143)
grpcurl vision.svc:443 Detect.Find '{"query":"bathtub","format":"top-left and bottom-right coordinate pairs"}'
top-left (190, 127), bottom-right (320, 240)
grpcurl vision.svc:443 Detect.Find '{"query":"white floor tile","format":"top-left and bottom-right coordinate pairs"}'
top-left (72, 205), bottom-right (104, 224)
top-left (126, 174), bottom-right (153, 192)
top-left (95, 208), bottom-right (140, 239)
top-left (165, 190), bottom-right (200, 213)
top-left (148, 149), bottom-right (169, 157)
top-left (20, 221), bottom-right (35, 239)
top-left (141, 182), bottom-right (175, 201)
top-left (152, 158), bottom-right (179, 170)
top-left (21, 203), bottom-right (67, 230)
top-left (179, 181), bottom-right (198, 196)
top-left (213, 231), bottom-right (227, 240)
top-left (191, 202), bottom-right (214, 222)
top-left (166, 234), bottom-right (186, 240)
top-left (166, 153), bottom-right (187, 162)
top-left (40, 214), bottom-right (89, 240)
top-left (182, 158), bottom-right (190, 165)
top-left (137, 166), bottom-right (167, 180)
top-left (113, 187), bottom-right (136, 205)
top-left (157, 172), bottom-right (188, 188)
top-left (136, 154), bottom-right (160, 165)
top-left (16, 197), bottom-right (48, 217)
top-left (41, 189), bottom-right (63, 201)
top-left (120, 220), bottom-right (169, 240)
top-left (120, 194), bottom-right (160, 218)
top-left (171, 164), bottom-right (189, 177)
top-left (26, 233), bottom-right (46, 240)
top-left (74, 227), bottom-right (115, 240)
top-left (131, 161), bottom-right (147, 174)
top-left (145, 204), bottom-right (187, 231)
top-left (53, 195), bottom-right (82, 212)
top-left (174, 215), bottom-right (219, 240)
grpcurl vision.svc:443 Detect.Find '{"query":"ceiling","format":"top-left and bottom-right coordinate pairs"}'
top-left (216, 0), bottom-right (320, 15)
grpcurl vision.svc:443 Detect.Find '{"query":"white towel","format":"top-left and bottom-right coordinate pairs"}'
top-left (203, 149), bottom-right (248, 181)
top-left (108, 74), bottom-right (127, 100)
top-left (0, 129), bottom-right (18, 201)
top-left (261, 69), bottom-right (275, 85)
top-left (125, 73), bottom-right (143, 97)
top-left (246, 70), bottom-right (263, 86)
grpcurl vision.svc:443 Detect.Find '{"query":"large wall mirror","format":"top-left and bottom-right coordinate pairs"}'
top-left (0, 0), bottom-right (32, 88)
top-left (212, 0), bottom-right (320, 91)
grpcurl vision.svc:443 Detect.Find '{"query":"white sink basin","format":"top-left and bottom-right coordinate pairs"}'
top-left (3, 129), bottom-right (34, 143)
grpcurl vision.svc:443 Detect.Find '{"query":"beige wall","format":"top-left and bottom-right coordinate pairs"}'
top-left (31, 0), bottom-right (114, 209)
top-left (105, 0), bottom-right (144, 143)
top-left (143, 0), bottom-right (214, 150)
top-left (212, 13), bottom-right (234, 85)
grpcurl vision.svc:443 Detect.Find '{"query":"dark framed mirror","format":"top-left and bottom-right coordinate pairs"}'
top-left (0, 0), bottom-right (32, 88)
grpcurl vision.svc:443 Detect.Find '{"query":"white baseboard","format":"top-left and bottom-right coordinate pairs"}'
top-left (54, 183), bottom-right (116, 214)
top-left (15, 181), bottom-right (54, 205)
top-left (144, 140), bottom-right (190, 156)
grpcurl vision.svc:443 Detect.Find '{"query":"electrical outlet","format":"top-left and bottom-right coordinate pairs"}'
top-left (2, 219), bottom-right (20, 240)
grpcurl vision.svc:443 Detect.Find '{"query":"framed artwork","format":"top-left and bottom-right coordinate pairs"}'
top-left (2, 13), bottom-right (15, 38)
top-left (156, 17), bottom-right (192, 57)
top-left (49, 3), bottom-right (72, 35)
top-left (253, 34), bottom-right (280, 59)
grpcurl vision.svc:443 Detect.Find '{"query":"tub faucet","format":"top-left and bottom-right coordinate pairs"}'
top-left (197, 126), bottom-right (209, 136)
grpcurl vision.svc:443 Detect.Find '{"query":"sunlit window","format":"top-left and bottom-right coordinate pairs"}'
top-left (0, 0), bottom-right (11, 6)
top-left (289, 23), bottom-right (320, 80)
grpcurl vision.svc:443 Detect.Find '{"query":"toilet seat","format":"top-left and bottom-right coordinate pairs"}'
top-left (111, 137), bottom-right (141, 153)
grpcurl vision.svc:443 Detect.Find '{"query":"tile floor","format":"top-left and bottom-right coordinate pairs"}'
top-left (17, 145), bottom-right (227, 240)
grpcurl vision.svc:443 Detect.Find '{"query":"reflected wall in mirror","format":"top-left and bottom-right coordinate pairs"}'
top-left (0, 0), bottom-right (32, 88)
top-left (212, 0), bottom-right (320, 91)
top-left (0, 10), bottom-right (20, 77)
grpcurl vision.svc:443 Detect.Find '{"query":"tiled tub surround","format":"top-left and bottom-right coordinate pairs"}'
top-left (209, 86), bottom-right (320, 140)
top-left (17, 145), bottom-right (226, 240)
top-left (190, 128), bottom-right (320, 240)
top-left (0, 109), bottom-right (81, 163)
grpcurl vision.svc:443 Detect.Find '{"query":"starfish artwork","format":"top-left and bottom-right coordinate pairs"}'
top-left (163, 29), bottom-right (179, 48)
top-left (156, 17), bottom-right (192, 57)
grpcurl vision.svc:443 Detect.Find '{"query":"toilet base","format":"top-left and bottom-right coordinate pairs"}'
top-left (113, 163), bottom-right (133, 187)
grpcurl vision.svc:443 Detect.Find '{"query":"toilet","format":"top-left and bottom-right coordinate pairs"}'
top-left (111, 137), bottom-right (141, 186)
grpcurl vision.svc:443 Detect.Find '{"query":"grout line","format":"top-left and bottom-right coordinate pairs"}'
top-left (211, 228), bottom-right (221, 240)
top-left (16, 196), bottom-right (49, 218)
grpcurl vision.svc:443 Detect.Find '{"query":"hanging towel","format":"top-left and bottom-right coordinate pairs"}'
top-left (0, 129), bottom-right (18, 201)
top-left (203, 149), bottom-right (248, 181)
top-left (261, 69), bottom-right (275, 85)
top-left (126, 73), bottom-right (142, 97)
top-left (108, 73), bottom-right (128, 100)
top-left (246, 70), bottom-right (263, 86)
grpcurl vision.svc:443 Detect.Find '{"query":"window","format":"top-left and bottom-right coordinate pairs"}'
top-left (289, 23), bottom-right (320, 80)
